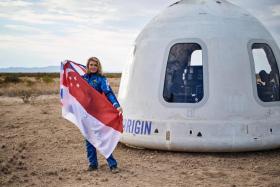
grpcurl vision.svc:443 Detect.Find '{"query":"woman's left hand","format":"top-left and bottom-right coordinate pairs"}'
top-left (117, 107), bottom-right (123, 115)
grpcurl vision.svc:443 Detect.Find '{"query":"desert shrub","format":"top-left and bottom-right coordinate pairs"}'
top-left (42, 76), bottom-right (53, 83)
top-left (18, 90), bottom-right (36, 103)
top-left (104, 73), bottom-right (121, 78)
top-left (4, 75), bottom-right (21, 83)
top-left (0, 72), bottom-right (59, 78)
top-left (26, 79), bottom-right (35, 87)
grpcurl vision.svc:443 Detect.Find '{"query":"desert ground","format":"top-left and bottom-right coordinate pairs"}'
top-left (0, 75), bottom-right (280, 187)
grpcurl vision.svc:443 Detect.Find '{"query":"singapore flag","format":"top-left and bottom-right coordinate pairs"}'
top-left (60, 60), bottom-right (123, 158)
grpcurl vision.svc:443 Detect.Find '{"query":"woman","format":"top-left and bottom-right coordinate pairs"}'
top-left (82, 57), bottom-right (122, 173)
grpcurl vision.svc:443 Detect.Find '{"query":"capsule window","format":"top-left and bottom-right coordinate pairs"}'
top-left (252, 43), bottom-right (280, 102)
top-left (163, 43), bottom-right (203, 103)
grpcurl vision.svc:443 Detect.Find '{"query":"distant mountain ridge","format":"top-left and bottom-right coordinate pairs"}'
top-left (0, 66), bottom-right (60, 73)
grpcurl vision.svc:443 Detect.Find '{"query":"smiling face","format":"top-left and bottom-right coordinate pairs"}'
top-left (86, 57), bottom-right (103, 75)
top-left (88, 60), bottom-right (99, 74)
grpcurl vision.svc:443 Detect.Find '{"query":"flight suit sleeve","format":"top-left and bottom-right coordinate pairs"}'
top-left (100, 77), bottom-right (120, 108)
top-left (82, 74), bottom-right (89, 82)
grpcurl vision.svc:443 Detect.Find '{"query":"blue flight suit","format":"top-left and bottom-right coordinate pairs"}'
top-left (82, 73), bottom-right (120, 169)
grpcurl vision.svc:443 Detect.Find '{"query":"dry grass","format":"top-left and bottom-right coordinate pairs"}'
top-left (0, 74), bottom-right (120, 101)
top-left (108, 78), bottom-right (121, 94)
top-left (0, 77), bottom-right (60, 97)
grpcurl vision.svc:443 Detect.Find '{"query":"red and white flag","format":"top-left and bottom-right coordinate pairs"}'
top-left (60, 60), bottom-right (123, 158)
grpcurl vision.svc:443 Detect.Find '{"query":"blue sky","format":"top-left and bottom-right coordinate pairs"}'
top-left (0, 0), bottom-right (279, 72)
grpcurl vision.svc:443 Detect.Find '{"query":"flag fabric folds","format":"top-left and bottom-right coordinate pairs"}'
top-left (60, 60), bottom-right (123, 158)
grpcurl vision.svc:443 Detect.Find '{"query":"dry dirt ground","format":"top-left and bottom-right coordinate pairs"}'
top-left (1, 94), bottom-right (280, 186)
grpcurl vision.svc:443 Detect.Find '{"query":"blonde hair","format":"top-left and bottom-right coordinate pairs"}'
top-left (86, 57), bottom-right (103, 75)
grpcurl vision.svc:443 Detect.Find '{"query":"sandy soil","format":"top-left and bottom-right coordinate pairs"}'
top-left (1, 94), bottom-right (280, 187)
